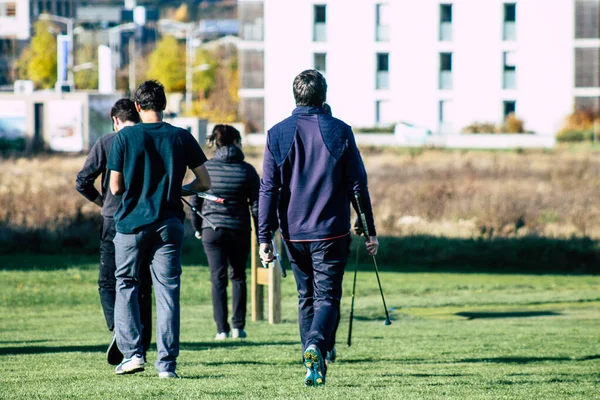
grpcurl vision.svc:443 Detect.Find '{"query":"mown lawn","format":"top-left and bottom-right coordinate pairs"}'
top-left (0, 255), bottom-right (599, 399)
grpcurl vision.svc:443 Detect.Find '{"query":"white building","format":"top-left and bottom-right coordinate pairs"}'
top-left (239, 0), bottom-right (600, 135)
top-left (0, 0), bottom-right (76, 88)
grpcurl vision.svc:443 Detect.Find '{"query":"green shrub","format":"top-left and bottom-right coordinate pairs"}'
top-left (556, 130), bottom-right (594, 142)
top-left (0, 138), bottom-right (26, 152)
top-left (354, 125), bottom-right (395, 133)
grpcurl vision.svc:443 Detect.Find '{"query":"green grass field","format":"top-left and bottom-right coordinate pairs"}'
top-left (1, 255), bottom-right (599, 399)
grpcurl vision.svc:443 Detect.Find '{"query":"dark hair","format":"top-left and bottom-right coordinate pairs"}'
top-left (207, 124), bottom-right (242, 148)
top-left (293, 69), bottom-right (327, 107)
top-left (133, 80), bottom-right (166, 111)
top-left (110, 98), bottom-right (140, 123)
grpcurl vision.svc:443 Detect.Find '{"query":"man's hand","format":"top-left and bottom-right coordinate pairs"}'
top-left (259, 243), bottom-right (275, 263)
top-left (365, 236), bottom-right (379, 256)
top-left (352, 217), bottom-right (364, 236)
top-left (194, 231), bottom-right (202, 240)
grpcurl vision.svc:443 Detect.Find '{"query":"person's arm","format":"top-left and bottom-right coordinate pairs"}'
top-left (345, 126), bottom-right (378, 255)
top-left (110, 171), bottom-right (125, 195)
top-left (189, 194), bottom-right (204, 236)
top-left (182, 131), bottom-right (211, 193)
top-left (182, 164), bottom-right (211, 193)
top-left (106, 133), bottom-right (125, 196)
top-left (247, 165), bottom-right (260, 238)
top-left (258, 134), bottom-right (280, 261)
top-left (75, 139), bottom-right (105, 207)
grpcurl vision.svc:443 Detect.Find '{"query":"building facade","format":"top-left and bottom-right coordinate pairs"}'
top-left (0, 0), bottom-right (76, 88)
top-left (239, 0), bottom-right (599, 135)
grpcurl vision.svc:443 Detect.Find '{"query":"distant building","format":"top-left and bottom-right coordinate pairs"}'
top-left (239, 0), bottom-right (600, 135)
top-left (0, 1), bottom-right (76, 88)
top-left (238, 0), bottom-right (264, 133)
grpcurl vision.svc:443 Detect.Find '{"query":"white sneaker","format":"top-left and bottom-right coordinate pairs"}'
top-left (158, 371), bottom-right (179, 379)
top-left (115, 354), bottom-right (145, 375)
top-left (232, 328), bottom-right (247, 339)
top-left (215, 332), bottom-right (229, 340)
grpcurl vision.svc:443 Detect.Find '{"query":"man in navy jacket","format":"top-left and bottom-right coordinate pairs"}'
top-left (258, 69), bottom-right (378, 387)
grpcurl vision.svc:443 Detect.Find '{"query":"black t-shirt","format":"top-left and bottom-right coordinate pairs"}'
top-left (107, 122), bottom-right (207, 234)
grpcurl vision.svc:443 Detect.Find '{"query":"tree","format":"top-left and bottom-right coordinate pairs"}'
top-left (189, 47), bottom-right (239, 122)
top-left (27, 20), bottom-right (58, 89)
top-left (173, 3), bottom-right (190, 22)
top-left (146, 35), bottom-right (186, 92)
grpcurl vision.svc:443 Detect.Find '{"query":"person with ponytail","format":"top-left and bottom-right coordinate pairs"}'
top-left (190, 124), bottom-right (259, 340)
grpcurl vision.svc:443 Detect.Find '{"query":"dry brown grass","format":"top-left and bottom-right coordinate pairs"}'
top-left (1, 146), bottom-right (599, 253)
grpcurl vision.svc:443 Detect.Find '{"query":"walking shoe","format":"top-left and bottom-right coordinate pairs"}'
top-left (158, 371), bottom-right (179, 379)
top-left (106, 334), bottom-right (124, 366)
top-left (215, 332), bottom-right (229, 340)
top-left (303, 345), bottom-right (326, 387)
top-left (231, 328), bottom-right (247, 339)
top-left (115, 354), bottom-right (145, 375)
top-left (325, 346), bottom-right (336, 365)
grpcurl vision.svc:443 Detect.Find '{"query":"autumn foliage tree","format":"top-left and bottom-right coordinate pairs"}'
top-left (16, 20), bottom-right (57, 89)
top-left (146, 35), bottom-right (186, 92)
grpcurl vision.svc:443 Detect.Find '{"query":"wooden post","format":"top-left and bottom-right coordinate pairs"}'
top-left (251, 229), bottom-right (264, 321)
top-left (250, 225), bottom-right (282, 324)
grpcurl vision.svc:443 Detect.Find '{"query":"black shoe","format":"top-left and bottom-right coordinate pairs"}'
top-left (107, 335), bottom-right (124, 366)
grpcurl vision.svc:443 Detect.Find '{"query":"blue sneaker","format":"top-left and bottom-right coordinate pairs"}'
top-left (115, 354), bottom-right (145, 375)
top-left (303, 345), bottom-right (326, 387)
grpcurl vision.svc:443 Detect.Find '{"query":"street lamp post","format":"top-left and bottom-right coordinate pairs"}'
top-left (158, 20), bottom-right (196, 112)
top-left (40, 13), bottom-right (74, 88)
top-left (108, 23), bottom-right (137, 93)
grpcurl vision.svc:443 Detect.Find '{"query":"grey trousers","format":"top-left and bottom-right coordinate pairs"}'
top-left (114, 217), bottom-right (184, 373)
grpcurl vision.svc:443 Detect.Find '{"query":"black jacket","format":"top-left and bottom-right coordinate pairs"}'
top-left (75, 133), bottom-right (121, 218)
top-left (191, 145), bottom-right (259, 233)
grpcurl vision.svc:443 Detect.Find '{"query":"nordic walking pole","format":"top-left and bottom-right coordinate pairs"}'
top-left (181, 197), bottom-right (219, 231)
top-left (354, 192), bottom-right (392, 326)
top-left (347, 235), bottom-right (360, 347)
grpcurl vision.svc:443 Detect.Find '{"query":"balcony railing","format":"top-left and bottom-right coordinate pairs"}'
top-left (439, 71), bottom-right (452, 90)
top-left (439, 22), bottom-right (452, 41)
top-left (376, 71), bottom-right (389, 90)
top-left (503, 70), bottom-right (516, 89)
top-left (314, 23), bottom-right (326, 42)
top-left (503, 22), bottom-right (516, 41)
top-left (376, 25), bottom-right (390, 42)
top-left (241, 22), bottom-right (263, 41)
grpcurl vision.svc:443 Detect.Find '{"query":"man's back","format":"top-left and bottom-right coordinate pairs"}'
top-left (108, 122), bottom-right (207, 233)
top-left (260, 105), bottom-right (370, 242)
top-left (75, 133), bottom-right (120, 217)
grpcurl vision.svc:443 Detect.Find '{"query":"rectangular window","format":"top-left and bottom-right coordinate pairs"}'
top-left (240, 98), bottom-right (265, 133)
top-left (440, 4), bottom-right (452, 41)
top-left (575, 47), bottom-right (600, 87)
top-left (575, 0), bottom-right (600, 39)
top-left (314, 5), bottom-right (327, 42)
top-left (503, 100), bottom-right (516, 118)
top-left (240, 1), bottom-right (264, 41)
top-left (503, 3), bottom-right (516, 41)
top-left (503, 51), bottom-right (517, 89)
top-left (376, 53), bottom-right (389, 90)
top-left (575, 97), bottom-right (600, 112)
top-left (65, 0), bottom-right (71, 18)
top-left (375, 100), bottom-right (393, 125)
top-left (240, 49), bottom-right (264, 89)
top-left (314, 53), bottom-right (326, 74)
top-left (376, 3), bottom-right (390, 42)
top-left (0, 2), bottom-right (16, 17)
top-left (439, 100), bottom-right (454, 134)
top-left (439, 52), bottom-right (452, 90)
